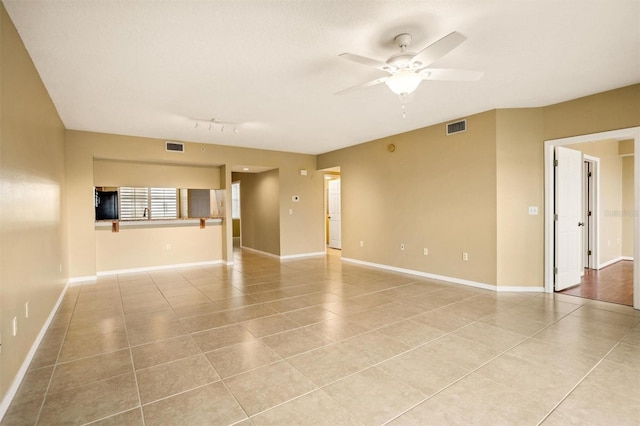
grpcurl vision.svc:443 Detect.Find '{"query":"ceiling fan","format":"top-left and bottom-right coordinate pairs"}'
top-left (336, 31), bottom-right (483, 97)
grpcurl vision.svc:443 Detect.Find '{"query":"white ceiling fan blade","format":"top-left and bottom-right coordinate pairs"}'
top-left (334, 77), bottom-right (389, 95)
top-left (410, 31), bottom-right (467, 68)
top-left (420, 68), bottom-right (484, 81)
top-left (339, 53), bottom-right (393, 72)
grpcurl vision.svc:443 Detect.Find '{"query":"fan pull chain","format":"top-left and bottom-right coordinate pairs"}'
top-left (401, 93), bottom-right (407, 118)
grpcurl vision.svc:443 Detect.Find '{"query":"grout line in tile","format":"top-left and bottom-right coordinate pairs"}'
top-left (12, 250), bottom-right (635, 426)
top-left (118, 275), bottom-right (146, 426)
top-left (380, 304), bottom-right (581, 425)
top-left (534, 324), bottom-right (637, 426)
top-left (243, 385), bottom-right (321, 420)
top-left (201, 349), bottom-right (252, 422)
top-left (80, 407), bottom-right (141, 425)
top-left (32, 289), bottom-right (81, 426)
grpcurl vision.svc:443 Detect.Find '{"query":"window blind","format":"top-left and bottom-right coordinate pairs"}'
top-left (119, 187), bottom-right (149, 220)
top-left (150, 187), bottom-right (178, 219)
top-left (231, 182), bottom-right (240, 219)
top-left (119, 187), bottom-right (177, 220)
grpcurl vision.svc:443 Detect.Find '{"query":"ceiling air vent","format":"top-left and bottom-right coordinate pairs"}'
top-left (446, 119), bottom-right (467, 136)
top-left (165, 141), bottom-right (184, 153)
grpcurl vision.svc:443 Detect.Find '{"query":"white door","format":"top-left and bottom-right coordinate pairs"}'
top-left (555, 146), bottom-right (583, 290)
top-left (328, 179), bottom-right (341, 249)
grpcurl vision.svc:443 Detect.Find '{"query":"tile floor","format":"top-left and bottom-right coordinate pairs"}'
top-left (2, 249), bottom-right (639, 425)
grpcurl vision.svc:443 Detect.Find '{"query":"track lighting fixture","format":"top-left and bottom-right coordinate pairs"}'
top-left (191, 117), bottom-right (240, 134)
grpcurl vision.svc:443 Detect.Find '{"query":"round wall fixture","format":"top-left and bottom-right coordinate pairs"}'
top-left (387, 143), bottom-right (396, 152)
top-left (200, 147), bottom-right (206, 152)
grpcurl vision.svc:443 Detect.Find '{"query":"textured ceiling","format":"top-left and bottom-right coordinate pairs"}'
top-left (4, 0), bottom-right (640, 155)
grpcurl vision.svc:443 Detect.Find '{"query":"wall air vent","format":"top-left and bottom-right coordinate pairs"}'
top-left (165, 141), bottom-right (184, 153)
top-left (446, 119), bottom-right (467, 135)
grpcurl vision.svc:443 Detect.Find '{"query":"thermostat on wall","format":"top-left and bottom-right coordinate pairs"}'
top-left (292, 195), bottom-right (300, 202)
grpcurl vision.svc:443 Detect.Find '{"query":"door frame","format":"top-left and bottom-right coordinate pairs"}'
top-left (582, 155), bottom-right (600, 270)
top-left (544, 127), bottom-right (640, 310)
top-left (322, 170), bottom-right (341, 251)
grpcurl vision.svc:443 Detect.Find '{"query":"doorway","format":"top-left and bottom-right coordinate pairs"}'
top-left (324, 172), bottom-right (342, 250)
top-left (582, 156), bottom-right (599, 270)
top-left (328, 178), bottom-right (341, 249)
top-left (544, 127), bottom-right (640, 310)
top-left (231, 181), bottom-right (241, 248)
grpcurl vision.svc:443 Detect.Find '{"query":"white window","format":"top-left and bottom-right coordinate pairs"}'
top-left (231, 182), bottom-right (240, 219)
top-left (119, 187), bottom-right (177, 220)
top-left (119, 187), bottom-right (149, 220)
top-left (150, 187), bottom-right (178, 219)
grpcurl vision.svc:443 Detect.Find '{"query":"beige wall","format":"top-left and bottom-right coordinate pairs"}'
top-left (96, 224), bottom-right (222, 272)
top-left (66, 131), bottom-right (324, 278)
top-left (278, 165), bottom-right (326, 256)
top-left (619, 139), bottom-right (634, 156)
top-left (318, 84), bottom-right (639, 289)
top-left (319, 110), bottom-right (499, 286)
top-left (571, 140), bottom-right (623, 265)
top-left (232, 219), bottom-right (241, 238)
top-left (235, 170), bottom-right (281, 256)
top-left (495, 108), bottom-right (545, 287)
top-left (543, 84), bottom-right (640, 140)
top-left (0, 5), bottom-right (67, 401)
top-left (93, 159), bottom-right (221, 188)
top-left (1, 1), bottom-right (638, 409)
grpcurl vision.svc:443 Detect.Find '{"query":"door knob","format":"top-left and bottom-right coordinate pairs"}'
top-left (578, 222), bottom-right (585, 226)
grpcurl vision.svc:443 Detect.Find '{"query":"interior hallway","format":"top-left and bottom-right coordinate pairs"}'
top-left (558, 261), bottom-right (633, 306)
top-left (2, 250), bottom-right (639, 425)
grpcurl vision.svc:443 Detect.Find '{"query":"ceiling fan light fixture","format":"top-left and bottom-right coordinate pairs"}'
top-left (385, 70), bottom-right (422, 96)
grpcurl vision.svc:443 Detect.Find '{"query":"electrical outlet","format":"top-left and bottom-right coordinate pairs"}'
top-left (166, 244), bottom-right (171, 251)
top-left (12, 317), bottom-right (17, 336)
top-left (360, 241), bottom-right (364, 247)
top-left (400, 243), bottom-right (405, 251)
top-left (462, 252), bottom-right (469, 261)
top-left (289, 209), bottom-right (293, 215)
top-left (423, 248), bottom-right (428, 255)
top-left (25, 301), bottom-right (29, 319)
top-left (59, 264), bottom-right (62, 273)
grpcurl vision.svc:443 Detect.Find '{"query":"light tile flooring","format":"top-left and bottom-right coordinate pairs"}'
top-left (2, 249), bottom-right (640, 425)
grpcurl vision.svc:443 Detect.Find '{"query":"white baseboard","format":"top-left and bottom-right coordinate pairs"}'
top-left (496, 285), bottom-right (545, 292)
top-left (241, 246), bottom-right (326, 261)
top-left (0, 281), bottom-right (69, 421)
top-left (280, 251), bottom-right (326, 260)
top-left (68, 275), bottom-right (97, 284)
top-left (241, 246), bottom-right (280, 259)
top-left (599, 256), bottom-right (626, 269)
top-left (97, 260), bottom-right (224, 276)
top-left (341, 257), bottom-right (544, 293)
top-left (621, 256), bottom-right (634, 261)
